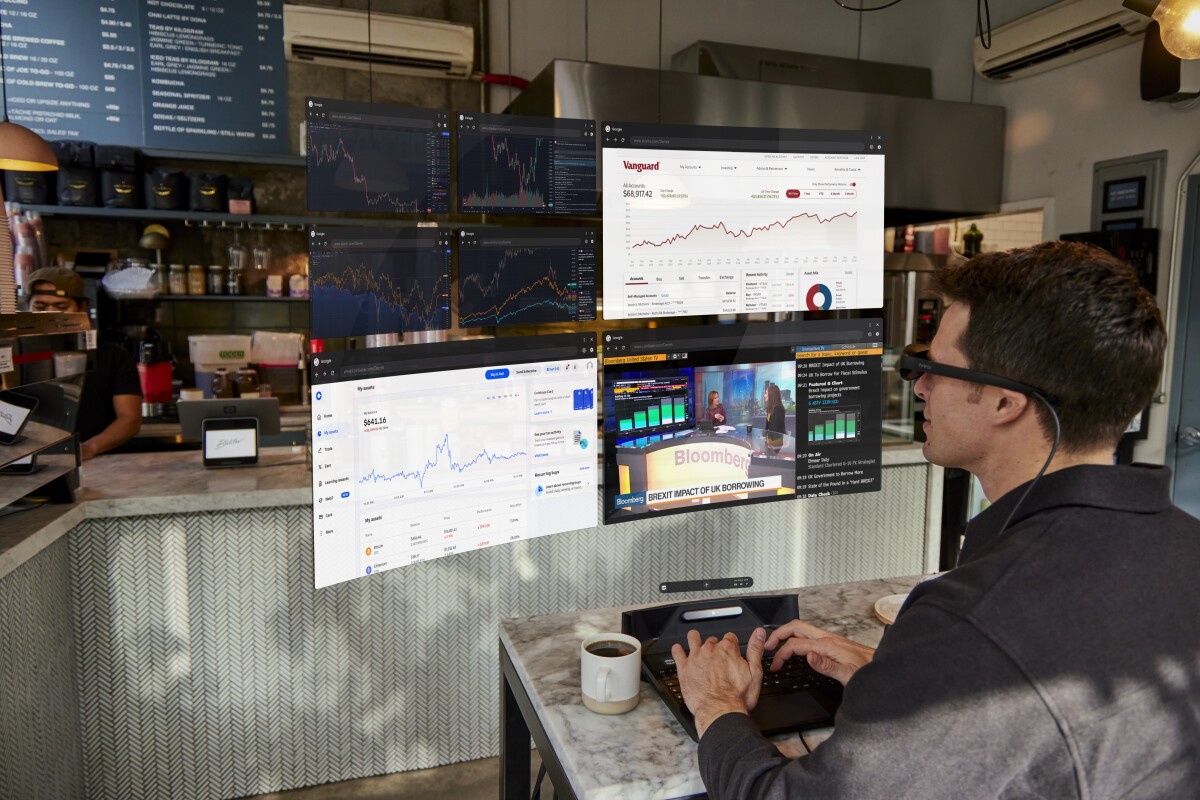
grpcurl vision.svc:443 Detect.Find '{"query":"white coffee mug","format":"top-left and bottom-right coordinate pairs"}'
top-left (580, 632), bottom-right (642, 715)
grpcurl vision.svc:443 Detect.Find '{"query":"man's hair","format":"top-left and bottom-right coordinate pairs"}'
top-left (932, 241), bottom-right (1165, 452)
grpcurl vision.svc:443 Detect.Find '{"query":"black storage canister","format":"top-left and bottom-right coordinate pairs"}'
top-left (94, 145), bottom-right (143, 209)
top-left (226, 176), bottom-right (255, 214)
top-left (101, 171), bottom-right (143, 208)
top-left (52, 140), bottom-right (99, 207)
top-left (188, 172), bottom-right (228, 212)
top-left (4, 171), bottom-right (55, 205)
top-left (93, 145), bottom-right (141, 172)
top-left (145, 169), bottom-right (188, 210)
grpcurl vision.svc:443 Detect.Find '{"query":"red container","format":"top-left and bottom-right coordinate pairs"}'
top-left (137, 362), bottom-right (173, 403)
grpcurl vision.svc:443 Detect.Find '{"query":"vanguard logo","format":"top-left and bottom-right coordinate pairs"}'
top-left (623, 160), bottom-right (659, 173)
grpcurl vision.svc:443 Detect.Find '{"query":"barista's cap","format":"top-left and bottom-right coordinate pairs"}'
top-left (25, 267), bottom-right (85, 300)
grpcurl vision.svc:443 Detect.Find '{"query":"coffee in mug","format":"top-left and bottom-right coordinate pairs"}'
top-left (580, 632), bottom-right (641, 715)
top-left (585, 640), bottom-right (637, 659)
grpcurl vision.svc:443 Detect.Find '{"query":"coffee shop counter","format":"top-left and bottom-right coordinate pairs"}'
top-left (0, 446), bottom-right (309, 580)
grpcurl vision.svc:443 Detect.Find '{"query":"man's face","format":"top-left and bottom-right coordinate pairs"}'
top-left (913, 302), bottom-right (990, 470)
top-left (28, 282), bottom-right (83, 313)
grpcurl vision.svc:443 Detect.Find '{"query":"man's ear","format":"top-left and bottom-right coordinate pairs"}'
top-left (992, 389), bottom-right (1030, 426)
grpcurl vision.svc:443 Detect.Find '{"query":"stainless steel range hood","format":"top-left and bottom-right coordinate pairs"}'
top-left (505, 60), bottom-right (1006, 224)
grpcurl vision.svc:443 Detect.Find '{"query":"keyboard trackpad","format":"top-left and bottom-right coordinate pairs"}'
top-left (751, 692), bottom-right (831, 730)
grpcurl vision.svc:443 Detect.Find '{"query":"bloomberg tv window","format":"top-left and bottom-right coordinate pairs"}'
top-left (602, 320), bottom-right (883, 524)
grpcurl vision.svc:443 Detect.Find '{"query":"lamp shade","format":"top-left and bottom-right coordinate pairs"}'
top-left (1153, 0), bottom-right (1200, 60)
top-left (0, 120), bottom-right (57, 171)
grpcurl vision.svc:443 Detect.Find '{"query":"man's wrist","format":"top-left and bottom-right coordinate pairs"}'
top-left (694, 701), bottom-right (749, 739)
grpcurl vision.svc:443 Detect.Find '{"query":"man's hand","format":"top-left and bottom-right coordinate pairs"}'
top-left (765, 619), bottom-right (875, 686)
top-left (671, 627), bottom-right (766, 739)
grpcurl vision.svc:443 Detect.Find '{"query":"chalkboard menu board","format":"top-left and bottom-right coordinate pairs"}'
top-left (2, 0), bottom-right (288, 155)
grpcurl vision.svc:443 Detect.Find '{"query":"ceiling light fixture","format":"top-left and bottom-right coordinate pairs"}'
top-left (1125, 0), bottom-right (1200, 60)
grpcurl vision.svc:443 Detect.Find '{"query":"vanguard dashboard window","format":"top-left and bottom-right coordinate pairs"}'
top-left (456, 112), bottom-right (596, 215)
top-left (311, 333), bottom-right (598, 588)
top-left (306, 97), bottom-right (451, 213)
top-left (602, 320), bottom-right (883, 524)
top-left (309, 227), bottom-right (452, 339)
top-left (600, 122), bottom-right (885, 319)
top-left (457, 228), bottom-right (597, 327)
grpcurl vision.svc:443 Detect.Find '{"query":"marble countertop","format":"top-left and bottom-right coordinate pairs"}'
top-left (500, 574), bottom-right (927, 800)
top-left (0, 447), bottom-right (312, 580)
top-left (0, 442), bottom-right (930, 582)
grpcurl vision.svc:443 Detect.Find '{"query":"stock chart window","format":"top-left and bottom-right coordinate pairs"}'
top-left (600, 122), bottom-right (885, 319)
top-left (456, 112), bottom-right (596, 215)
top-left (309, 227), bottom-right (452, 339)
top-left (601, 320), bottom-right (883, 524)
top-left (306, 97), bottom-right (451, 213)
top-left (310, 334), bottom-right (598, 588)
top-left (457, 228), bottom-right (597, 328)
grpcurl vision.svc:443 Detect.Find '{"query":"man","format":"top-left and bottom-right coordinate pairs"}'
top-left (26, 267), bottom-right (142, 459)
top-left (674, 241), bottom-right (1200, 798)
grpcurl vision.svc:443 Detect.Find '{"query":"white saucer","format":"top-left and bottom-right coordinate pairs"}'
top-left (874, 593), bottom-right (909, 625)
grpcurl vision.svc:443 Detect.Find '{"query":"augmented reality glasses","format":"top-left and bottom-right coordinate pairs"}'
top-left (898, 343), bottom-right (1056, 406)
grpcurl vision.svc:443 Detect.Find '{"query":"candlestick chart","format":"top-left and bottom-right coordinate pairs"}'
top-left (458, 244), bottom-right (596, 327)
top-left (310, 249), bottom-right (451, 338)
top-left (306, 124), bottom-right (450, 213)
top-left (458, 133), bottom-right (549, 212)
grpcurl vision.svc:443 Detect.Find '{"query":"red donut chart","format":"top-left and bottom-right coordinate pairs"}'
top-left (806, 283), bottom-right (832, 311)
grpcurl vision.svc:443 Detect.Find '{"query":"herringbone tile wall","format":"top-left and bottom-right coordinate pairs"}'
top-left (0, 536), bottom-right (85, 800)
top-left (64, 464), bottom-right (928, 800)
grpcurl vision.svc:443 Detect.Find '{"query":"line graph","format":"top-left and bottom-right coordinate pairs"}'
top-left (630, 211), bottom-right (858, 251)
top-left (359, 433), bottom-right (527, 490)
top-left (458, 134), bottom-right (548, 210)
top-left (310, 251), bottom-right (451, 338)
top-left (458, 246), bottom-right (587, 326)
top-left (307, 124), bottom-right (450, 213)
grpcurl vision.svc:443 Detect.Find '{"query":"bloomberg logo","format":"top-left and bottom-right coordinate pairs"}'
top-left (623, 160), bottom-right (659, 173)
top-left (674, 446), bottom-right (749, 472)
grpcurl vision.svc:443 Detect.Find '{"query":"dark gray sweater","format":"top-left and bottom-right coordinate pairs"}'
top-left (698, 464), bottom-right (1200, 799)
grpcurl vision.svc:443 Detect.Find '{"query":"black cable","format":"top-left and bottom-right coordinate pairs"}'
top-left (960, 395), bottom-right (1060, 565)
top-left (856, 0), bottom-right (863, 60)
top-left (367, 0), bottom-right (374, 103)
top-left (657, 0), bottom-right (663, 123)
top-left (977, 0), bottom-right (992, 50)
top-left (833, 0), bottom-right (905, 10)
top-left (508, 0), bottom-right (514, 105)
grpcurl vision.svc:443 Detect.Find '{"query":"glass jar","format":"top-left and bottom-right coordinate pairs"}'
top-left (207, 264), bottom-right (226, 295)
top-left (234, 367), bottom-right (260, 398)
top-left (226, 264), bottom-right (243, 296)
top-left (168, 264), bottom-right (187, 295)
top-left (210, 367), bottom-right (234, 399)
top-left (187, 264), bottom-right (206, 295)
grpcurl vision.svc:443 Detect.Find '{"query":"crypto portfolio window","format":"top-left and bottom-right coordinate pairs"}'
top-left (310, 333), bottom-right (598, 588)
top-left (456, 112), bottom-right (596, 215)
top-left (600, 121), bottom-right (885, 319)
top-left (457, 228), bottom-right (597, 328)
top-left (309, 227), bottom-right (452, 339)
top-left (602, 320), bottom-right (883, 524)
top-left (306, 97), bottom-right (450, 213)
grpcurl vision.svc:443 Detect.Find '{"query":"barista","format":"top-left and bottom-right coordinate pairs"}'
top-left (25, 267), bottom-right (142, 459)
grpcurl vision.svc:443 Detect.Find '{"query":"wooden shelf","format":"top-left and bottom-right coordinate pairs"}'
top-left (0, 422), bottom-right (75, 470)
top-left (15, 204), bottom-right (429, 230)
top-left (117, 294), bottom-right (308, 303)
top-left (0, 454), bottom-right (76, 510)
